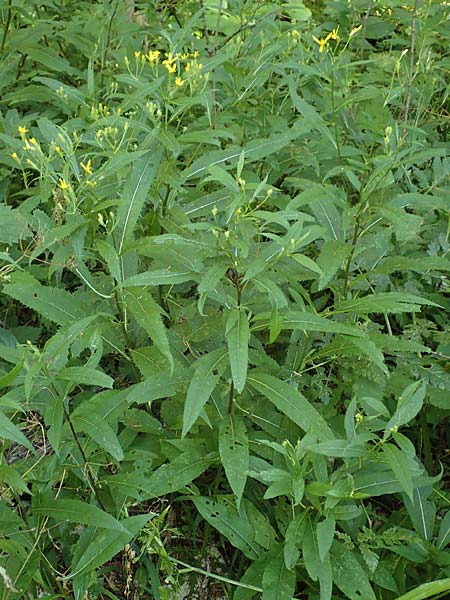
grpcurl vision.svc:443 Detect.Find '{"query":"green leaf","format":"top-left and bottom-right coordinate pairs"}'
top-left (252, 311), bottom-right (364, 337)
top-left (3, 277), bottom-right (87, 326)
top-left (284, 512), bottom-right (306, 570)
top-left (403, 487), bottom-right (436, 541)
top-left (384, 380), bottom-right (426, 439)
top-left (68, 514), bottom-right (152, 580)
top-left (219, 415), bottom-right (249, 508)
top-left (316, 517), bottom-right (335, 562)
top-left (183, 349), bottom-right (227, 437)
top-left (33, 499), bottom-right (127, 531)
top-left (317, 241), bottom-right (352, 290)
top-left (0, 205), bottom-right (29, 244)
top-left (394, 579), bottom-right (450, 600)
top-left (437, 509), bottom-right (450, 549)
top-left (0, 410), bottom-right (36, 454)
top-left (123, 269), bottom-right (197, 287)
top-left (0, 465), bottom-right (30, 494)
top-left (226, 308), bottom-right (250, 394)
top-left (0, 359), bottom-right (23, 390)
top-left (192, 496), bottom-right (260, 559)
top-left (57, 367), bottom-right (113, 389)
top-left (117, 149), bottom-right (162, 254)
top-left (331, 541), bottom-right (377, 600)
top-left (262, 551), bottom-right (296, 600)
top-left (127, 369), bottom-right (191, 403)
top-left (383, 443), bottom-right (414, 501)
top-left (125, 287), bottom-right (173, 372)
top-left (333, 292), bottom-right (440, 315)
top-left (247, 372), bottom-right (334, 440)
top-left (71, 412), bottom-right (123, 461)
top-left (140, 453), bottom-right (215, 498)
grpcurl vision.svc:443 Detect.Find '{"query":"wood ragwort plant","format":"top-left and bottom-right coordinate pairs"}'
top-left (0, 0), bottom-right (449, 598)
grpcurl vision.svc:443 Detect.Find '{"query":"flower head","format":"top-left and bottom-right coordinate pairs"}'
top-left (58, 178), bottom-right (70, 191)
top-left (80, 159), bottom-right (93, 175)
top-left (349, 24), bottom-right (362, 37)
top-left (18, 125), bottom-right (28, 136)
top-left (175, 77), bottom-right (184, 87)
top-left (312, 32), bottom-right (333, 53)
top-left (147, 50), bottom-right (160, 63)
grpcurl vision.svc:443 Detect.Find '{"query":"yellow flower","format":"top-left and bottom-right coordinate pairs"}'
top-left (330, 27), bottom-right (339, 41)
top-left (134, 50), bottom-right (141, 59)
top-left (147, 50), bottom-right (160, 62)
top-left (11, 152), bottom-right (19, 161)
top-left (58, 178), bottom-right (70, 191)
top-left (181, 52), bottom-right (189, 60)
top-left (312, 32), bottom-right (333, 52)
top-left (80, 159), bottom-right (93, 175)
top-left (54, 145), bottom-right (61, 154)
top-left (185, 62), bottom-right (191, 73)
top-left (18, 125), bottom-right (28, 135)
top-left (29, 137), bottom-right (37, 145)
top-left (191, 51), bottom-right (199, 58)
top-left (349, 24), bottom-right (362, 37)
top-left (175, 77), bottom-right (184, 87)
top-left (163, 61), bottom-right (176, 74)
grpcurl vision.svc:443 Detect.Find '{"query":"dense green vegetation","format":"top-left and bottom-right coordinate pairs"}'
top-left (0, 0), bottom-right (450, 598)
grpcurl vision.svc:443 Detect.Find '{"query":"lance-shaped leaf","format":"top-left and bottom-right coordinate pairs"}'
top-left (117, 148), bottom-right (162, 254)
top-left (33, 499), bottom-right (128, 531)
top-left (68, 514), bottom-right (152, 580)
top-left (71, 412), bottom-right (123, 461)
top-left (192, 496), bottom-right (260, 559)
top-left (262, 551), bottom-right (296, 600)
top-left (247, 372), bottom-right (334, 441)
top-left (3, 277), bottom-right (87, 326)
top-left (0, 411), bottom-right (36, 454)
top-left (123, 269), bottom-right (197, 287)
top-left (252, 310), bottom-right (363, 337)
top-left (226, 308), bottom-right (249, 394)
top-left (125, 287), bottom-right (173, 372)
top-left (333, 292), bottom-right (440, 315)
top-left (437, 509), bottom-right (450, 549)
top-left (383, 442), bottom-right (414, 501)
top-left (331, 541), bottom-right (377, 600)
top-left (182, 349), bottom-right (227, 437)
top-left (219, 415), bottom-right (249, 508)
top-left (57, 367), bottom-right (113, 389)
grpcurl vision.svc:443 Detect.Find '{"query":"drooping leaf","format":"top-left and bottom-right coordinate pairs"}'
top-left (57, 366), bottom-right (113, 389)
top-left (247, 372), bottom-right (334, 440)
top-left (384, 380), bottom-right (426, 439)
top-left (125, 287), bottom-right (173, 371)
top-left (226, 308), bottom-right (250, 394)
top-left (437, 509), bottom-right (450, 549)
top-left (68, 514), bottom-right (152, 579)
top-left (117, 148), bottom-right (162, 254)
top-left (192, 496), bottom-right (260, 559)
top-left (0, 411), bottom-right (36, 454)
top-left (383, 443), bottom-right (414, 501)
top-left (330, 541), bottom-right (377, 600)
top-left (33, 499), bottom-right (128, 531)
top-left (71, 412), bottom-right (123, 461)
top-left (183, 349), bottom-right (227, 437)
top-left (333, 292), bottom-right (439, 315)
top-left (316, 517), bottom-right (335, 562)
top-left (3, 277), bottom-right (87, 326)
top-left (262, 551), bottom-right (296, 600)
top-left (219, 414), bottom-right (249, 508)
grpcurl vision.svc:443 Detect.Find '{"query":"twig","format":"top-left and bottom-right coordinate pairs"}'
top-left (0, 0), bottom-right (13, 51)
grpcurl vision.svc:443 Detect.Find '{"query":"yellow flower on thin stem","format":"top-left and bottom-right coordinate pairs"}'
top-left (330, 26), bottom-right (340, 41)
top-left (58, 178), bottom-right (70, 191)
top-left (29, 137), bottom-right (37, 145)
top-left (349, 24), bottom-right (362, 37)
top-left (175, 77), bottom-right (184, 87)
top-left (147, 50), bottom-right (160, 63)
top-left (18, 125), bottom-right (28, 136)
top-left (312, 31), bottom-right (333, 52)
top-left (80, 159), bottom-right (93, 175)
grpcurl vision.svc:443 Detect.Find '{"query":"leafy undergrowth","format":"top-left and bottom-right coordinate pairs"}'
top-left (0, 1), bottom-right (450, 599)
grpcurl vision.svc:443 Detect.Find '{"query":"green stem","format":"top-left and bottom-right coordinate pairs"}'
top-left (1, 0), bottom-right (13, 51)
top-left (330, 63), bottom-right (341, 159)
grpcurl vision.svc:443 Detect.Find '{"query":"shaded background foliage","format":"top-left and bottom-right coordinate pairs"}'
top-left (0, 0), bottom-right (449, 599)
